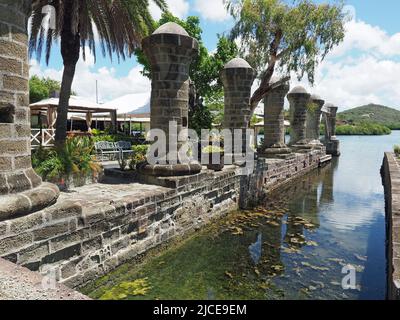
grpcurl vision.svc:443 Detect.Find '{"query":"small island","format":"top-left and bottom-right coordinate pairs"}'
top-left (334, 104), bottom-right (400, 135)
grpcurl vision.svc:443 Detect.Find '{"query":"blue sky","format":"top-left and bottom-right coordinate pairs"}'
top-left (31, 0), bottom-right (400, 110)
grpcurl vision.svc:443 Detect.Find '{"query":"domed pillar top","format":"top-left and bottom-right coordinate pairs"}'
top-left (221, 58), bottom-right (256, 156)
top-left (287, 86), bottom-right (311, 147)
top-left (260, 76), bottom-right (291, 158)
top-left (138, 22), bottom-right (201, 177)
top-left (306, 94), bottom-right (325, 146)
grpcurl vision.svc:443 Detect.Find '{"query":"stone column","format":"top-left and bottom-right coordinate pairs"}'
top-left (287, 86), bottom-right (311, 148)
top-left (0, 0), bottom-right (59, 221)
top-left (138, 22), bottom-right (201, 177)
top-left (260, 77), bottom-right (291, 158)
top-left (220, 58), bottom-right (256, 157)
top-left (324, 103), bottom-right (341, 156)
top-left (305, 94), bottom-right (325, 148)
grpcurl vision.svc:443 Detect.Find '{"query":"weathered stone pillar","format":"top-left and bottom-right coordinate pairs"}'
top-left (0, 0), bottom-right (59, 221)
top-left (220, 58), bottom-right (256, 156)
top-left (287, 86), bottom-right (311, 148)
top-left (323, 103), bottom-right (341, 156)
top-left (260, 77), bottom-right (291, 157)
top-left (305, 94), bottom-right (325, 147)
top-left (138, 22), bottom-right (201, 176)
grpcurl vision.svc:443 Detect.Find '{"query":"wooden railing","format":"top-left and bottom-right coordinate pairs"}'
top-left (31, 129), bottom-right (55, 148)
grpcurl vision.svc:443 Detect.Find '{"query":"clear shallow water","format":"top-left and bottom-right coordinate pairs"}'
top-left (83, 132), bottom-right (400, 300)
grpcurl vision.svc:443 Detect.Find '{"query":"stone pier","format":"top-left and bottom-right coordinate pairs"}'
top-left (220, 58), bottom-right (256, 157)
top-left (306, 94), bottom-right (325, 149)
top-left (138, 22), bottom-right (201, 177)
top-left (323, 103), bottom-right (341, 156)
top-left (259, 77), bottom-right (291, 158)
top-left (381, 152), bottom-right (400, 300)
top-left (0, 0), bottom-right (59, 221)
top-left (287, 86), bottom-right (311, 150)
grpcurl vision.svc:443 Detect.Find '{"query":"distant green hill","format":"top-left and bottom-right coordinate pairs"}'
top-left (338, 104), bottom-right (400, 129)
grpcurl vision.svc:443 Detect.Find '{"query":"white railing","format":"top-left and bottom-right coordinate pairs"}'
top-left (31, 129), bottom-right (55, 148)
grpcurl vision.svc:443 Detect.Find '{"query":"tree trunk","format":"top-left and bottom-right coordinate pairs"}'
top-left (54, 0), bottom-right (80, 148)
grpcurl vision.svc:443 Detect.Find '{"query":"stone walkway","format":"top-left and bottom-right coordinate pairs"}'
top-left (58, 181), bottom-right (171, 207)
top-left (0, 258), bottom-right (89, 300)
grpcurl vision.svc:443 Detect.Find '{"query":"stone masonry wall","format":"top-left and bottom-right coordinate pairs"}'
top-left (0, 151), bottom-right (326, 289)
top-left (381, 152), bottom-right (400, 300)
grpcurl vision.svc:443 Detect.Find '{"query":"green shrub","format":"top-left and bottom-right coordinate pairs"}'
top-left (202, 145), bottom-right (224, 153)
top-left (128, 145), bottom-right (150, 170)
top-left (335, 122), bottom-right (391, 135)
top-left (32, 136), bottom-right (101, 181)
top-left (394, 145), bottom-right (400, 157)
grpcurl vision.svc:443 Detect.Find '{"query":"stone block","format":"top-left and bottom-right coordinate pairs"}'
top-left (50, 201), bottom-right (83, 221)
top-left (18, 241), bottom-right (49, 265)
top-left (0, 56), bottom-right (21, 75)
top-left (0, 156), bottom-right (12, 171)
top-left (11, 26), bottom-right (28, 44)
top-left (14, 155), bottom-right (31, 170)
top-left (0, 140), bottom-right (29, 155)
top-left (33, 221), bottom-right (70, 241)
top-left (81, 236), bottom-right (103, 254)
top-left (0, 232), bottom-right (32, 256)
top-left (42, 243), bottom-right (81, 265)
top-left (82, 205), bottom-right (106, 225)
top-left (9, 211), bottom-right (44, 234)
top-left (50, 231), bottom-right (86, 252)
top-left (102, 228), bottom-right (120, 245)
top-left (2, 74), bottom-right (27, 92)
top-left (110, 236), bottom-right (130, 255)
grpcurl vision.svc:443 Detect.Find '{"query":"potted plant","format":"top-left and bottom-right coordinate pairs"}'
top-left (202, 145), bottom-right (224, 171)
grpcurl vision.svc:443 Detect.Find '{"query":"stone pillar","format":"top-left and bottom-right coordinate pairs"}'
top-left (0, 0), bottom-right (59, 221)
top-left (260, 77), bottom-right (291, 158)
top-left (324, 103), bottom-right (341, 156)
top-left (305, 94), bottom-right (325, 148)
top-left (138, 22), bottom-right (201, 177)
top-left (287, 86), bottom-right (311, 148)
top-left (220, 58), bottom-right (256, 157)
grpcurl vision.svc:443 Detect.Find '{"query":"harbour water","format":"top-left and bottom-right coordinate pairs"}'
top-left (83, 132), bottom-right (400, 300)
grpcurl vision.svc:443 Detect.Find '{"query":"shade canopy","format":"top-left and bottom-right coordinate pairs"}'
top-left (30, 95), bottom-right (116, 114)
top-left (101, 93), bottom-right (150, 116)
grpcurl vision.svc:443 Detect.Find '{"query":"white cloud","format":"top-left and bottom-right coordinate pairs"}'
top-left (149, 0), bottom-right (189, 20)
top-left (193, 0), bottom-right (231, 22)
top-left (30, 48), bottom-right (151, 104)
top-left (289, 7), bottom-right (400, 110)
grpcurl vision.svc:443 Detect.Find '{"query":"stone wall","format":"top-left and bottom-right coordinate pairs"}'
top-left (0, 150), bottom-right (326, 289)
top-left (381, 152), bottom-right (400, 300)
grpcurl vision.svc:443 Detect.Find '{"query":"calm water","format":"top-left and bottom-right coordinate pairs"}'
top-left (83, 132), bottom-right (400, 300)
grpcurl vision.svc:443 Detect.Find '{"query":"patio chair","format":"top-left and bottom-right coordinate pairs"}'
top-left (115, 141), bottom-right (134, 160)
top-left (95, 141), bottom-right (119, 161)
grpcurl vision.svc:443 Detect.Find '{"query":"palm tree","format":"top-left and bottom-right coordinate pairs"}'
top-left (29, 0), bottom-right (167, 147)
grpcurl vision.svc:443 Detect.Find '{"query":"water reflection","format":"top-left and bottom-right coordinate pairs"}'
top-left (85, 134), bottom-right (400, 300)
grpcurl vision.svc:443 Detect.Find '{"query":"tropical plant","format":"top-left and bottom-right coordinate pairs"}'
top-left (226, 0), bottom-right (348, 115)
top-left (33, 136), bottom-right (101, 181)
top-left (29, 0), bottom-right (167, 148)
top-left (128, 145), bottom-right (149, 170)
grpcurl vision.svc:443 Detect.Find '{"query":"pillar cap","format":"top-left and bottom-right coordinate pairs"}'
top-left (323, 103), bottom-right (338, 113)
top-left (224, 58), bottom-right (253, 69)
top-left (153, 22), bottom-right (189, 36)
top-left (310, 94), bottom-right (325, 104)
top-left (289, 86), bottom-right (308, 95)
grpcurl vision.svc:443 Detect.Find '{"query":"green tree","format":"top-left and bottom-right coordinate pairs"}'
top-left (29, 0), bottom-right (167, 148)
top-left (136, 12), bottom-right (238, 133)
top-left (29, 76), bottom-right (61, 103)
top-left (226, 0), bottom-right (348, 114)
